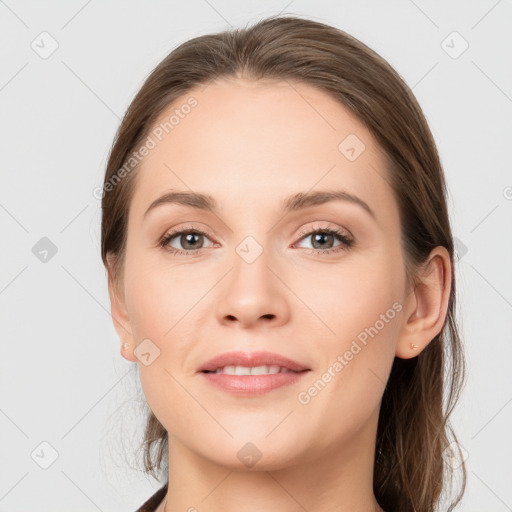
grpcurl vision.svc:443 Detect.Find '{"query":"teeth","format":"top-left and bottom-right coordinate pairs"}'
top-left (212, 365), bottom-right (293, 375)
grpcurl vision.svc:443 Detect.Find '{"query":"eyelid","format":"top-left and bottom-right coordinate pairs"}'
top-left (294, 222), bottom-right (353, 243)
top-left (161, 222), bottom-right (215, 238)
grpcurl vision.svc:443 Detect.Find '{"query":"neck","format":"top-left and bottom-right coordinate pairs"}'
top-left (158, 412), bottom-right (385, 512)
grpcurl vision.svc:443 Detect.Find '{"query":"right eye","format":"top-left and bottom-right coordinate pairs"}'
top-left (159, 227), bottom-right (216, 255)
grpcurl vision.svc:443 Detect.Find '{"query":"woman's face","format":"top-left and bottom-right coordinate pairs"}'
top-left (114, 78), bottom-right (410, 470)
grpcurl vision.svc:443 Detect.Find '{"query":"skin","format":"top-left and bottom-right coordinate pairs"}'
top-left (107, 77), bottom-right (452, 512)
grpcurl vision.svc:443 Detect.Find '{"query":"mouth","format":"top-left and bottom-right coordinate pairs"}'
top-left (197, 350), bottom-right (311, 395)
top-left (202, 365), bottom-right (307, 375)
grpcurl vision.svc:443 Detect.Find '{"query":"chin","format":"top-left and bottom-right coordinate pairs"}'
top-left (193, 431), bottom-right (304, 471)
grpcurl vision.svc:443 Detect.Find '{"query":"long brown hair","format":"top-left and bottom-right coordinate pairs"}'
top-left (101, 14), bottom-right (467, 511)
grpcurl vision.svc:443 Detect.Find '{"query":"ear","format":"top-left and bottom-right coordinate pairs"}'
top-left (395, 246), bottom-right (452, 359)
top-left (106, 253), bottom-right (137, 362)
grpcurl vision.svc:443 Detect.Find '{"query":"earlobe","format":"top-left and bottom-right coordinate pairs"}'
top-left (106, 254), bottom-right (137, 362)
top-left (395, 246), bottom-right (452, 359)
top-left (121, 342), bottom-right (137, 363)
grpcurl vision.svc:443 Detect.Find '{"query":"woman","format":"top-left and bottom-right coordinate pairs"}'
top-left (101, 14), bottom-right (467, 512)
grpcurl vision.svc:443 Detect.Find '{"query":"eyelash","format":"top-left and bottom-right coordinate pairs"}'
top-left (158, 223), bottom-right (354, 257)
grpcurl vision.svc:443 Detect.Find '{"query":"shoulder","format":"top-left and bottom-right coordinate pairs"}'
top-left (134, 483), bottom-right (168, 512)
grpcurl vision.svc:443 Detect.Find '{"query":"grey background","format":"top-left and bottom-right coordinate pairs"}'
top-left (1, 1), bottom-right (511, 511)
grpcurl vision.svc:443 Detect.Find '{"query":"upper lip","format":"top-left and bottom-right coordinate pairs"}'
top-left (198, 350), bottom-right (310, 373)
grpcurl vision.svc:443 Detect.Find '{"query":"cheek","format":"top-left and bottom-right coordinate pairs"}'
top-left (292, 255), bottom-right (403, 346)
top-left (123, 247), bottom-right (205, 340)
top-left (292, 253), bottom-right (403, 408)
top-left (122, 251), bottom-right (205, 428)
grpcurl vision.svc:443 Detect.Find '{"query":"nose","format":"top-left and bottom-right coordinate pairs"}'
top-left (215, 249), bottom-right (291, 329)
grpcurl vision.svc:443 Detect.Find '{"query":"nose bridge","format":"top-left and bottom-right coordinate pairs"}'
top-left (215, 234), bottom-right (290, 327)
top-left (232, 236), bottom-right (272, 295)
top-left (230, 234), bottom-right (276, 303)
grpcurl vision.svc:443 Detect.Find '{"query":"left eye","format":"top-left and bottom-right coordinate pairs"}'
top-left (295, 228), bottom-right (353, 252)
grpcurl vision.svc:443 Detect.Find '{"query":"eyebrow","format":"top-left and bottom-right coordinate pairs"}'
top-left (143, 189), bottom-right (376, 220)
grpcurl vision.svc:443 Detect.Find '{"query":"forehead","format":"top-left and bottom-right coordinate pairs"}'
top-left (129, 77), bottom-right (397, 226)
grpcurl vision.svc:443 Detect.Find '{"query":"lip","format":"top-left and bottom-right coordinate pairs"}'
top-left (197, 350), bottom-right (311, 396)
top-left (197, 350), bottom-right (310, 373)
top-left (200, 371), bottom-right (310, 396)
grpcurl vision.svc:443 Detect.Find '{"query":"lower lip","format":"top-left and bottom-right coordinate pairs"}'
top-left (199, 370), bottom-right (310, 396)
